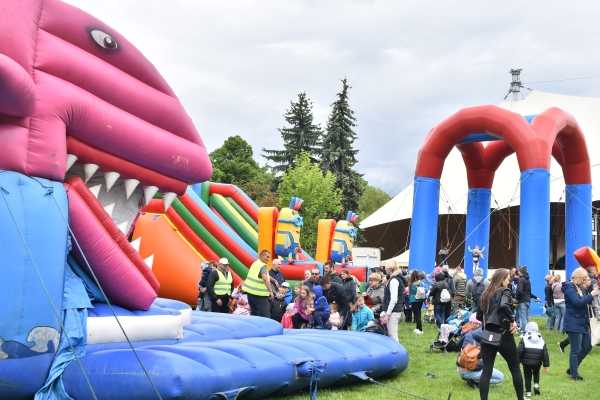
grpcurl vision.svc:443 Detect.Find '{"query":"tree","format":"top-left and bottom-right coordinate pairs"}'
top-left (263, 92), bottom-right (322, 174)
top-left (277, 153), bottom-right (342, 253)
top-left (358, 185), bottom-right (391, 219)
top-left (210, 135), bottom-right (275, 205)
top-left (321, 78), bottom-right (364, 214)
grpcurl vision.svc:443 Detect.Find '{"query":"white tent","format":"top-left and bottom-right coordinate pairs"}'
top-left (381, 249), bottom-right (410, 267)
top-left (361, 91), bottom-right (600, 262)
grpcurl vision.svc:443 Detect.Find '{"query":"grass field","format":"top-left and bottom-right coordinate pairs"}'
top-left (269, 318), bottom-right (600, 400)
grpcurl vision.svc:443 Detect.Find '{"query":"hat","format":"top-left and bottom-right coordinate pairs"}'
top-left (218, 257), bottom-right (229, 265)
top-left (282, 281), bottom-right (290, 288)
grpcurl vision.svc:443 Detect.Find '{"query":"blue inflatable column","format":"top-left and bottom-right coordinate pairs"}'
top-left (408, 177), bottom-right (440, 271)
top-left (565, 184), bottom-right (592, 278)
top-left (463, 188), bottom-right (492, 278)
top-left (518, 169), bottom-right (550, 316)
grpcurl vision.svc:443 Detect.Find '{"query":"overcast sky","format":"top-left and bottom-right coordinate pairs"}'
top-left (66, 1), bottom-right (600, 195)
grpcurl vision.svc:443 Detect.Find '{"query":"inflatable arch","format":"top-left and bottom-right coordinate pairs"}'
top-left (409, 106), bottom-right (591, 313)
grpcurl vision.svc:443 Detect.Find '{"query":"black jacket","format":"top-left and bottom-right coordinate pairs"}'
top-left (516, 274), bottom-right (538, 303)
top-left (544, 283), bottom-right (554, 307)
top-left (383, 275), bottom-right (405, 313)
top-left (518, 336), bottom-right (550, 368)
top-left (326, 282), bottom-right (351, 308)
top-left (477, 288), bottom-right (515, 333)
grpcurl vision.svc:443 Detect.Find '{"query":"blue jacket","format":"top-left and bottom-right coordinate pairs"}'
top-left (351, 305), bottom-right (374, 332)
top-left (563, 282), bottom-right (593, 334)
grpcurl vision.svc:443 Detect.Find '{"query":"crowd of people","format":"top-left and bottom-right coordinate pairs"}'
top-left (197, 251), bottom-right (600, 400)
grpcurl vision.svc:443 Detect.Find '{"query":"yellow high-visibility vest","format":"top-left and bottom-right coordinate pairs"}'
top-left (214, 269), bottom-right (232, 296)
top-left (243, 260), bottom-right (270, 297)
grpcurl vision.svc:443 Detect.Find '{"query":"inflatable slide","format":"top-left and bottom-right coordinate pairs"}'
top-left (0, 1), bottom-right (408, 398)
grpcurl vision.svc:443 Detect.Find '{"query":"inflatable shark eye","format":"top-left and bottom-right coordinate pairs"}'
top-left (89, 29), bottom-right (118, 50)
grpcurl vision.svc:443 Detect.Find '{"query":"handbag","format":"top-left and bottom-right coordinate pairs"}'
top-left (480, 314), bottom-right (503, 347)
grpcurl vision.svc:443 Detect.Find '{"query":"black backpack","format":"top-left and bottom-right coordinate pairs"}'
top-left (472, 281), bottom-right (485, 305)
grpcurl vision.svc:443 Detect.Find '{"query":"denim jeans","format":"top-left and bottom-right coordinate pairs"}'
top-left (554, 302), bottom-right (566, 332)
top-left (460, 368), bottom-right (504, 385)
top-left (568, 331), bottom-right (592, 378)
top-left (545, 305), bottom-right (556, 330)
top-left (434, 304), bottom-right (447, 328)
top-left (517, 302), bottom-right (529, 331)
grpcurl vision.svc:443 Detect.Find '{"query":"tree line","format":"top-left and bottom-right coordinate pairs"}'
top-left (210, 79), bottom-right (390, 252)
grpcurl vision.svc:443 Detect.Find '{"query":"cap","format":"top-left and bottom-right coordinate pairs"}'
top-left (218, 257), bottom-right (229, 265)
top-left (282, 282), bottom-right (290, 288)
top-left (311, 268), bottom-right (320, 274)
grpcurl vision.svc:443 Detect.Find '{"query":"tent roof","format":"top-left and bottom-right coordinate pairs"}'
top-left (361, 90), bottom-right (600, 230)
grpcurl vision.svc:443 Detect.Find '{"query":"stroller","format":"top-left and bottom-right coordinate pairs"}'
top-left (365, 320), bottom-right (387, 336)
top-left (430, 323), bottom-right (458, 352)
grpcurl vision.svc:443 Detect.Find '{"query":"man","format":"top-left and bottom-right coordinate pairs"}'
top-left (269, 258), bottom-right (285, 288)
top-left (197, 261), bottom-right (214, 311)
top-left (466, 267), bottom-right (488, 313)
top-left (453, 265), bottom-right (468, 310)
top-left (323, 262), bottom-right (342, 285)
top-left (207, 258), bottom-right (233, 313)
top-left (304, 268), bottom-right (323, 290)
top-left (322, 277), bottom-right (352, 330)
top-left (243, 249), bottom-right (274, 318)
top-left (516, 266), bottom-right (538, 332)
top-left (339, 269), bottom-right (357, 305)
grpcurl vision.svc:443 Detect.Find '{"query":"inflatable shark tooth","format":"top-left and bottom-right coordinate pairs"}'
top-left (130, 237), bottom-right (141, 252)
top-left (143, 185), bottom-right (159, 205)
top-left (104, 171), bottom-right (120, 191)
top-left (144, 254), bottom-right (154, 269)
top-left (103, 202), bottom-right (116, 217)
top-left (117, 221), bottom-right (129, 235)
top-left (83, 163), bottom-right (99, 183)
top-left (88, 184), bottom-right (102, 199)
top-left (163, 192), bottom-right (177, 211)
top-left (124, 179), bottom-right (140, 199)
top-left (66, 154), bottom-right (78, 171)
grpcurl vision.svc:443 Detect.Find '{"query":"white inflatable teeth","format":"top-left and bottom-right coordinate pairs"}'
top-left (124, 179), bottom-right (140, 199)
top-left (143, 186), bottom-right (159, 205)
top-left (66, 154), bottom-right (78, 171)
top-left (117, 221), bottom-right (129, 235)
top-left (144, 254), bottom-right (154, 269)
top-left (104, 171), bottom-right (120, 191)
top-left (88, 184), bottom-right (102, 198)
top-left (130, 237), bottom-right (141, 252)
top-left (83, 163), bottom-right (99, 183)
top-left (103, 202), bottom-right (116, 217)
top-left (163, 192), bottom-right (177, 211)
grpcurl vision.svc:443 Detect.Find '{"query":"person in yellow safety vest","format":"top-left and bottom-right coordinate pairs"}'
top-left (207, 257), bottom-right (233, 313)
top-left (243, 249), bottom-right (274, 318)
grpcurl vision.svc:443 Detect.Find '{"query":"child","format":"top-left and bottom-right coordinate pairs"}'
top-left (329, 302), bottom-right (342, 330)
top-left (231, 287), bottom-right (250, 316)
top-left (312, 285), bottom-right (330, 329)
top-left (292, 285), bottom-right (314, 328)
top-left (351, 295), bottom-right (374, 332)
top-left (518, 322), bottom-right (549, 397)
top-left (281, 303), bottom-right (295, 329)
top-left (270, 285), bottom-right (289, 322)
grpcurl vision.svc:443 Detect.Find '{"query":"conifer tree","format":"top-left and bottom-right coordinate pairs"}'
top-left (263, 92), bottom-right (322, 173)
top-left (321, 79), bottom-right (364, 213)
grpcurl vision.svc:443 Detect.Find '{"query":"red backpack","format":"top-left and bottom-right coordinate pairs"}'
top-left (457, 344), bottom-right (480, 371)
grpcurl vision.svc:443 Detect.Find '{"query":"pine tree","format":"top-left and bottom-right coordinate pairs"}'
top-left (321, 78), bottom-right (364, 214)
top-left (263, 92), bottom-right (322, 174)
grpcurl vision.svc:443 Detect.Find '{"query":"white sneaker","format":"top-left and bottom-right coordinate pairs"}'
top-left (525, 392), bottom-right (531, 399)
top-left (415, 329), bottom-right (423, 335)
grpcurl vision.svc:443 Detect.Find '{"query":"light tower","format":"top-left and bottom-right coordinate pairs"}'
top-left (504, 68), bottom-right (529, 101)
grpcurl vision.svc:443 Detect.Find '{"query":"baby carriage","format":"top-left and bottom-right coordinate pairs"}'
top-left (429, 323), bottom-right (457, 352)
top-left (365, 320), bottom-right (387, 336)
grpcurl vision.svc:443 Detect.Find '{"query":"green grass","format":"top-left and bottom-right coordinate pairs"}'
top-left (268, 318), bottom-right (600, 400)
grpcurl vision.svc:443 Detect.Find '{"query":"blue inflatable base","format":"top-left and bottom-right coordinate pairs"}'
top-left (62, 299), bottom-right (408, 399)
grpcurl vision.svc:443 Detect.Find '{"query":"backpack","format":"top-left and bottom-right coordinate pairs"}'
top-left (457, 344), bottom-right (480, 371)
top-left (440, 288), bottom-right (451, 303)
top-left (472, 281), bottom-right (485, 305)
top-left (415, 285), bottom-right (427, 300)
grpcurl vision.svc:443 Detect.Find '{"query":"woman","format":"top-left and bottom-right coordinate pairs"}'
top-left (477, 268), bottom-right (523, 400)
top-left (563, 267), bottom-right (600, 380)
top-left (552, 274), bottom-right (565, 332)
top-left (408, 270), bottom-right (426, 335)
top-left (544, 274), bottom-right (555, 330)
top-left (365, 272), bottom-right (385, 318)
top-left (380, 264), bottom-right (405, 342)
